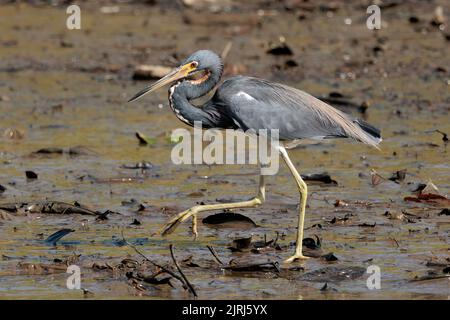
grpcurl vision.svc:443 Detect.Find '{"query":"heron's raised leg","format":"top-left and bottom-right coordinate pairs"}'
top-left (160, 173), bottom-right (265, 237)
top-left (278, 146), bottom-right (310, 263)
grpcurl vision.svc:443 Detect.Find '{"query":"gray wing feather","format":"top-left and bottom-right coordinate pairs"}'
top-left (214, 76), bottom-right (381, 147)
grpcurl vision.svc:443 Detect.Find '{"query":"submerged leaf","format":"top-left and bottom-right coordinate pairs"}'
top-left (45, 228), bottom-right (75, 245)
top-left (203, 211), bottom-right (257, 228)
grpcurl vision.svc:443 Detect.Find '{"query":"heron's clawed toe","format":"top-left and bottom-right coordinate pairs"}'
top-left (159, 208), bottom-right (198, 237)
top-left (284, 254), bottom-right (310, 264)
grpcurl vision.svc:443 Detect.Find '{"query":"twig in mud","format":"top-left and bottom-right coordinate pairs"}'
top-left (169, 244), bottom-right (198, 298)
top-left (221, 41), bottom-right (233, 60)
top-left (207, 245), bottom-right (224, 265)
top-left (120, 231), bottom-right (183, 284)
top-left (389, 237), bottom-right (400, 248)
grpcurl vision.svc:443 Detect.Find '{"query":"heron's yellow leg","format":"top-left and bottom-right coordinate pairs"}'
top-left (279, 146), bottom-right (310, 263)
top-left (160, 174), bottom-right (265, 237)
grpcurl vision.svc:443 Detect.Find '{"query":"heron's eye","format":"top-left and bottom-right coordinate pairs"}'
top-left (190, 61), bottom-right (198, 69)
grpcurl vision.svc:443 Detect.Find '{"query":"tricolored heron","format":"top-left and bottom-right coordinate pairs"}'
top-left (128, 50), bottom-right (381, 263)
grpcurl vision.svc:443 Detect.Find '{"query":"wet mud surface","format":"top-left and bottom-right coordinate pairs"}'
top-left (0, 1), bottom-right (449, 299)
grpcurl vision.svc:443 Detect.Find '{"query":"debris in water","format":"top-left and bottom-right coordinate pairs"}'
top-left (31, 146), bottom-right (97, 157)
top-left (121, 161), bottom-right (153, 169)
top-left (358, 222), bottom-right (376, 228)
top-left (3, 128), bottom-right (24, 139)
top-left (404, 193), bottom-right (450, 206)
top-left (320, 282), bottom-right (338, 292)
top-left (322, 252), bottom-right (338, 262)
top-left (388, 169), bottom-right (407, 183)
top-left (430, 6), bottom-right (446, 28)
top-left (266, 36), bottom-right (293, 56)
top-left (333, 200), bottom-right (349, 207)
top-left (230, 236), bottom-right (252, 250)
top-left (202, 211), bottom-right (257, 228)
top-left (224, 260), bottom-right (280, 273)
top-left (301, 173), bottom-right (338, 185)
top-left (25, 171), bottom-right (38, 179)
top-left (370, 169), bottom-right (387, 186)
top-left (301, 266), bottom-right (365, 282)
top-left (45, 228), bottom-right (75, 245)
top-left (302, 236), bottom-right (321, 250)
top-left (435, 130), bottom-right (448, 143)
top-left (136, 132), bottom-right (156, 146)
top-left (130, 218), bottom-right (141, 226)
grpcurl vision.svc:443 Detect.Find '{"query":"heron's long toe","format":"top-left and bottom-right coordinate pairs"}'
top-left (160, 208), bottom-right (197, 236)
top-left (284, 254), bottom-right (310, 263)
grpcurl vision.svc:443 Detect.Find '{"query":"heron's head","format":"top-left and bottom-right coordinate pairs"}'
top-left (128, 50), bottom-right (223, 102)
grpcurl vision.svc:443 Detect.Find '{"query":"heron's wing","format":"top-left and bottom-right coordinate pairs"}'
top-left (213, 76), bottom-right (381, 147)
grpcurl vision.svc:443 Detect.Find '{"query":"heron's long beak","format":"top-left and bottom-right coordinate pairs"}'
top-left (128, 62), bottom-right (196, 102)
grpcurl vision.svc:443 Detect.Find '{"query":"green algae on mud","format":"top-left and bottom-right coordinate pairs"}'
top-left (0, 1), bottom-right (449, 299)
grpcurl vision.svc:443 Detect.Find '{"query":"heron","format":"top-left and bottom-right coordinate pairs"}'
top-left (128, 50), bottom-right (381, 263)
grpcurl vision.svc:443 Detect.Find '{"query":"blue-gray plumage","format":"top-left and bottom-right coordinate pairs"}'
top-left (128, 49), bottom-right (382, 263)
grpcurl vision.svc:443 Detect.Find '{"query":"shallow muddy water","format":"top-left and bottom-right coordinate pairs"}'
top-left (0, 1), bottom-right (449, 299)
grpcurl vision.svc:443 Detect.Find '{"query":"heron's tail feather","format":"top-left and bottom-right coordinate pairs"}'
top-left (353, 118), bottom-right (382, 148)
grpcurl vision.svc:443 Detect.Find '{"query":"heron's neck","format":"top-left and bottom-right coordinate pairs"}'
top-left (168, 71), bottom-right (221, 127)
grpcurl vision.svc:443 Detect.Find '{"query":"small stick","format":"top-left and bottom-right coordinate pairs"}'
top-left (206, 245), bottom-right (224, 265)
top-left (169, 244), bottom-right (198, 298)
top-left (221, 41), bottom-right (233, 60)
top-left (121, 230), bottom-right (183, 283)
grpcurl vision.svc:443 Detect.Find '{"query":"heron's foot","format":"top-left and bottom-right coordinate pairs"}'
top-left (160, 207), bottom-right (199, 237)
top-left (284, 253), bottom-right (310, 263)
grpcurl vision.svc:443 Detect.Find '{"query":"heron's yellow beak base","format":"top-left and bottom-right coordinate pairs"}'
top-left (128, 62), bottom-right (198, 102)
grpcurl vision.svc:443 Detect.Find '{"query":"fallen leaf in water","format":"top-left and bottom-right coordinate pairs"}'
top-left (45, 228), bottom-right (75, 245)
top-left (3, 128), bottom-right (24, 139)
top-left (230, 236), bottom-right (252, 251)
top-left (32, 146), bottom-right (97, 157)
top-left (334, 200), bottom-right (349, 207)
top-left (435, 130), bottom-right (448, 143)
top-left (121, 161), bottom-right (153, 169)
top-left (302, 236), bottom-right (321, 250)
top-left (322, 252), bottom-right (338, 262)
top-left (82, 288), bottom-right (94, 298)
top-left (370, 169), bottom-right (386, 186)
top-left (181, 256), bottom-right (200, 268)
top-left (329, 214), bottom-right (352, 224)
top-left (420, 181), bottom-right (439, 195)
top-left (384, 210), bottom-right (404, 220)
top-left (388, 169), bottom-right (407, 183)
top-left (16, 262), bottom-right (68, 275)
top-left (301, 266), bottom-right (365, 282)
top-left (203, 211), bottom-right (257, 228)
top-left (136, 132), bottom-right (156, 146)
top-left (224, 260), bottom-right (280, 273)
top-left (25, 171), bottom-right (38, 179)
top-left (430, 6), bottom-right (446, 27)
top-left (130, 218), bottom-right (141, 225)
top-left (267, 36), bottom-right (293, 56)
top-left (358, 222), bottom-right (376, 228)
top-left (284, 59), bottom-right (298, 68)
top-left (301, 173), bottom-right (338, 185)
top-left (0, 209), bottom-right (14, 220)
top-left (409, 16), bottom-right (420, 24)
top-left (320, 282), bottom-right (338, 292)
top-left (187, 192), bottom-right (204, 197)
top-left (404, 193), bottom-right (450, 206)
